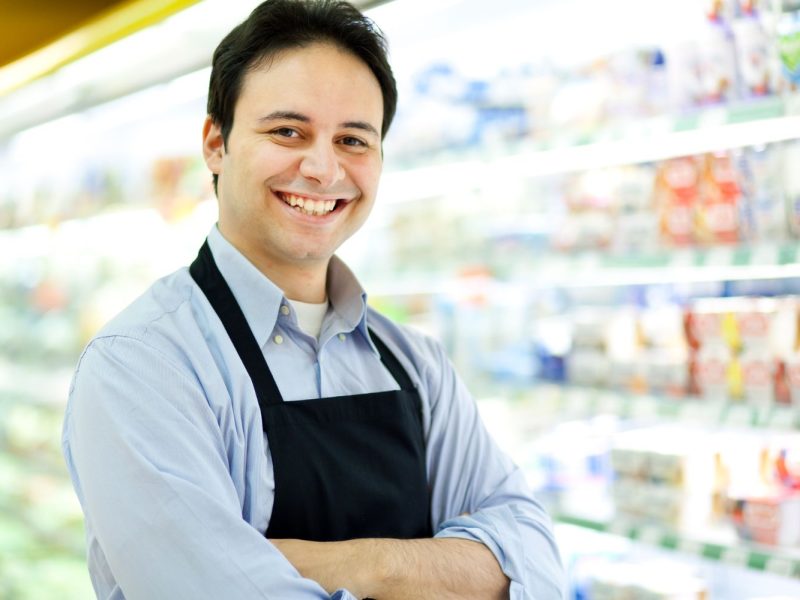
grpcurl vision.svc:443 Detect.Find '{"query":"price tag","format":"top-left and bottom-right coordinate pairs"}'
top-left (575, 252), bottom-right (602, 271)
top-left (704, 246), bottom-right (735, 267)
top-left (638, 525), bottom-right (664, 546)
top-left (768, 407), bottom-right (797, 430)
top-left (749, 243), bottom-right (779, 267)
top-left (698, 107), bottom-right (727, 128)
top-left (677, 538), bottom-right (705, 557)
top-left (608, 519), bottom-right (632, 538)
top-left (765, 557), bottom-right (796, 577)
top-left (786, 93), bottom-right (800, 115)
top-left (721, 547), bottom-right (750, 568)
top-left (680, 402), bottom-right (716, 425)
top-left (668, 248), bottom-right (696, 268)
top-left (597, 392), bottom-right (624, 415)
top-left (726, 405), bottom-right (755, 427)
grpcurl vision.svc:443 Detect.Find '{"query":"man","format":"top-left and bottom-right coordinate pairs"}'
top-left (62, 1), bottom-right (565, 598)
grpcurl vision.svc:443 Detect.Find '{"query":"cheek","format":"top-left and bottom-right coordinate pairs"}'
top-left (350, 158), bottom-right (382, 196)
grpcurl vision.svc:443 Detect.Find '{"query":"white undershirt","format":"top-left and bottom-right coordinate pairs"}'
top-left (287, 298), bottom-right (329, 339)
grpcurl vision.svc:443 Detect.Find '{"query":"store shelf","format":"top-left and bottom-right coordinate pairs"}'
top-left (364, 241), bottom-right (800, 298)
top-left (555, 512), bottom-right (800, 578)
top-left (517, 384), bottom-right (800, 431)
top-left (518, 243), bottom-right (800, 289)
top-left (380, 94), bottom-right (800, 204)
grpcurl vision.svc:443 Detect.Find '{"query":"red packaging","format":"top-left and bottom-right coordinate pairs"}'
top-left (656, 157), bottom-right (700, 246)
top-left (696, 152), bottom-right (741, 245)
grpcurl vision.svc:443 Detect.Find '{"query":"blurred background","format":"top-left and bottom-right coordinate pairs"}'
top-left (4, 0), bottom-right (800, 597)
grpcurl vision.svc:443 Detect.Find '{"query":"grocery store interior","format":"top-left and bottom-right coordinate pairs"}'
top-left (4, 0), bottom-right (800, 597)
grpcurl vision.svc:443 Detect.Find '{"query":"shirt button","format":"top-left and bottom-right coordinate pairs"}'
top-left (274, 335), bottom-right (284, 345)
top-left (338, 333), bottom-right (346, 341)
top-left (280, 305), bottom-right (290, 316)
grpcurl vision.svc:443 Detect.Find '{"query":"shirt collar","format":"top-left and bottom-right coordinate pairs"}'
top-left (206, 225), bottom-right (284, 349)
top-left (327, 256), bottom-right (379, 357)
top-left (205, 225), bottom-right (379, 356)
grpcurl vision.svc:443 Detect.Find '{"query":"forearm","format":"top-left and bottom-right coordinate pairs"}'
top-left (271, 537), bottom-right (508, 600)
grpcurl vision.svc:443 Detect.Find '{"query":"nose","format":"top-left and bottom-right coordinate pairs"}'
top-left (299, 139), bottom-right (345, 188)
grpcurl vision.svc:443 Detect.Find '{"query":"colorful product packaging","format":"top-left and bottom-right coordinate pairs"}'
top-left (736, 145), bottom-right (788, 242)
top-left (655, 157), bottom-right (700, 246)
top-left (696, 152), bottom-right (741, 245)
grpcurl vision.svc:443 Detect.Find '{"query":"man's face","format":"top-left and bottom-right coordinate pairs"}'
top-left (203, 43), bottom-right (384, 275)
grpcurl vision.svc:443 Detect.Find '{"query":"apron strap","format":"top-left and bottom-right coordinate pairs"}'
top-left (190, 239), bottom-right (417, 404)
top-left (369, 329), bottom-right (416, 392)
top-left (189, 241), bottom-right (284, 406)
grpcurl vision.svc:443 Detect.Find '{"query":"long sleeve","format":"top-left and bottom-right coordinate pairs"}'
top-left (422, 337), bottom-right (566, 599)
top-left (62, 334), bottom-right (356, 600)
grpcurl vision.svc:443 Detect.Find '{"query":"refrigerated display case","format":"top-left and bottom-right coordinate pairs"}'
top-left (4, 0), bottom-right (800, 597)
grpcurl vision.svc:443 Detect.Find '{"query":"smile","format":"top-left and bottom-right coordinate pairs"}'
top-left (277, 192), bottom-right (339, 216)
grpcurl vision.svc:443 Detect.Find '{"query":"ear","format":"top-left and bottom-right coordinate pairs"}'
top-left (202, 116), bottom-right (225, 174)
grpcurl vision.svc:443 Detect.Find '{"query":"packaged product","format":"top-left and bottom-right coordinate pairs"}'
top-left (655, 157), bottom-right (700, 246)
top-left (644, 48), bottom-right (670, 115)
top-left (785, 349), bottom-right (800, 406)
top-left (686, 299), bottom-right (740, 349)
top-left (732, 10), bottom-right (775, 97)
top-left (586, 560), bottom-right (708, 600)
top-left (644, 351), bottom-right (690, 397)
top-left (783, 140), bottom-right (800, 237)
top-left (567, 348), bottom-right (611, 387)
top-left (734, 492), bottom-right (800, 545)
top-left (695, 341), bottom-right (736, 400)
top-left (736, 145), bottom-right (788, 242)
top-left (553, 170), bottom-right (616, 252)
top-left (611, 427), bottom-right (718, 528)
top-left (777, 10), bottom-right (800, 87)
top-left (612, 164), bottom-right (660, 254)
top-left (698, 15), bottom-right (740, 103)
top-left (696, 152), bottom-right (741, 245)
top-left (706, 0), bottom-right (739, 21)
top-left (739, 344), bottom-right (777, 405)
top-left (666, 42), bottom-right (704, 110)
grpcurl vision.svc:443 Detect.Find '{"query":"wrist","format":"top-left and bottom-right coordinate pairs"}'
top-left (348, 538), bottom-right (394, 598)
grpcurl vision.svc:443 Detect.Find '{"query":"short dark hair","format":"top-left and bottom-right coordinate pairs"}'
top-left (207, 0), bottom-right (397, 192)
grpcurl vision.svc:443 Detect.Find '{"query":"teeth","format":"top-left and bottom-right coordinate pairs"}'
top-left (280, 193), bottom-right (337, 216)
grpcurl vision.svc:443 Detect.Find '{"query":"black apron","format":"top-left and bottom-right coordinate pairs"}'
top-left (190, 241), bottom-right (432, 541)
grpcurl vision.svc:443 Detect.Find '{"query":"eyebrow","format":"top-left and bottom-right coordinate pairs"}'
top-left (259, 111), bottom-right (380, 137)
top-left (341, 121), bottom-right (380, 138)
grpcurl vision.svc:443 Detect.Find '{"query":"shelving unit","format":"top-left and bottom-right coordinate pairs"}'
top-left (508, 384), bottom-right (800, 430)
top-left (359, 2), bottom-right (800, 596)
top-left (381, 93), bottom-right (800, 204)
top-left (556, 512), bottom-right (800, 577)
top-left (2, 0), bottom-right (800, 597)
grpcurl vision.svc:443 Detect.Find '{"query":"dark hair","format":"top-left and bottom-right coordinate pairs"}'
top-left (207, 0), bottom-right (397, 192)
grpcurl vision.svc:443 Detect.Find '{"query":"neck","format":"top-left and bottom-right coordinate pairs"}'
top-left (265, 260), bottom-right (328, 303)
top-left (218, 229), bottom-right (329, 303)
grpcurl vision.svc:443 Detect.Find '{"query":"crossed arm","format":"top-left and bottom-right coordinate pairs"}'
top-left (271, 537), bottom-right (509, 600)
top-left (65, 334), bottom-right (564, 598)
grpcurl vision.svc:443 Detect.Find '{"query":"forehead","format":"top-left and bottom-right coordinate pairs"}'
top-left (236, 43), bottom-right (383, 120)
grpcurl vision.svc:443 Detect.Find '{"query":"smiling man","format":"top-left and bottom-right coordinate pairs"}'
top-left (62, 1), bottom-right (565, 599)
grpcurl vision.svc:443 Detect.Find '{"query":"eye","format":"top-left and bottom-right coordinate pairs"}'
top-left (270, 127), bottom-right (300, 138)
top-left (340, 136), bottom-right (368, 148)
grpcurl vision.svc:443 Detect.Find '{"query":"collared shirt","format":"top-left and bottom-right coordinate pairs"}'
top-left (62, 225), bottom-right (565, 600)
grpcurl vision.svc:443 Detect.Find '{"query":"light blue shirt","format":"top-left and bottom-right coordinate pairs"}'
top-left (62, 225), bottom-right (565, 599)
